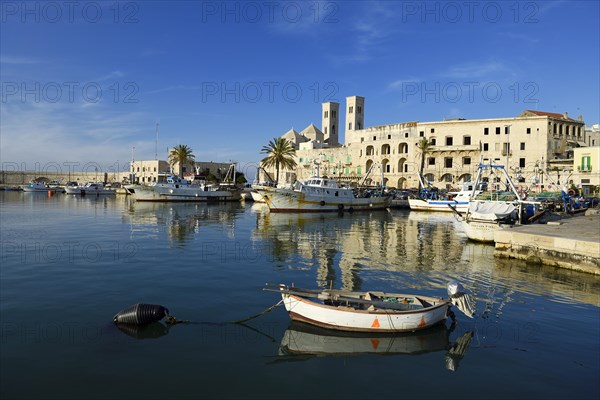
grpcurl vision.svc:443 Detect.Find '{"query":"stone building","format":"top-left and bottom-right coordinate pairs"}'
top-left (129, 160), bottom-right (233, 184)
top-left (265, 96), bottom-right (589, 192)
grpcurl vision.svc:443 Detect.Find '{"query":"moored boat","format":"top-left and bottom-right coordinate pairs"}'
top-left (454, 161), bottom-right (543, 243)
top-left (64, 182), bottom-right (115, 196)
top-left (408, 179), bottom-right (484, 213)
top-left (20, 181), bottom-right (60, 192)
top-left (265, 281), bottom-right (475, 333)
top-left (258, 177), bottom-right (390, 212)
top-left (125, 175), bottom-right (241, 202)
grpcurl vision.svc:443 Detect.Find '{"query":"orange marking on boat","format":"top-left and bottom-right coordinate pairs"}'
top-left (370, 339), bottom-right (380, 350)
top-left (418, 316), bottom-right (427, 327)
top-left (371, 318), bottom-right (380, 328)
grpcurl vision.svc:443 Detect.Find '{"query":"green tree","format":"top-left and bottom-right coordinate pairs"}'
top-left (168, 144), bottom-right (196, 177)
top-left (260, 137), bottom-right (297, 184)
top-left (416, 138), bottom-right (432, 191)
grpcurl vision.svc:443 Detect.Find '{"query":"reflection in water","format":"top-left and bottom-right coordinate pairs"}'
top-left (277, 321), bottom-right (473, 371)
top-left (115, 322), bottom-right (170, 339)
top-left (122, 201), bottom-right (243, 245)
top-left (252, 207), bottom-right (600, 311)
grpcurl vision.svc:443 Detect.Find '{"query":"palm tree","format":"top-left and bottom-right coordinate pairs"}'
top-left (416, 138), bottom-right (432, 191)
top-left (168, 144), bottom-right (196, 177)
top-left (260, 137), bottom-right (297, 184)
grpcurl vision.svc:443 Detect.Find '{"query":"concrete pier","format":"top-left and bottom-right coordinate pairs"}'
top-left (494, 213), bottom-right (600, 275)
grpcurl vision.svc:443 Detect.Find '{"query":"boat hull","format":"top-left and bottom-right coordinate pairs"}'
top-left (409, 198), bottom-right (469, 213)
top-left (125, 185), bottom-right (241, 202)
top-left (462, 219), bottom-right (511, 243)
top-left (64, 187), bottom-right (115, 195)
top-left (282, 293), bottom-right (450, 333)
top-left (260, 189), bottom-right (390, 212)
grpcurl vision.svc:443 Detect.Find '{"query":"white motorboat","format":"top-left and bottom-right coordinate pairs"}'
top-left (125, 175), bottom-right (241, 202)
top-left (20, 182), bottom-right (60, 192)
top-left (64, 182), bottom-right (115, 196)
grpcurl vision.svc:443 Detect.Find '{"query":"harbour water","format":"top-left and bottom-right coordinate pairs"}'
top-left (1, 191), bottom-right (599, 399)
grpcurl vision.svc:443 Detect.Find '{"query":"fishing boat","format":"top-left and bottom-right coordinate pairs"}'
top-left (64, 182), bottom-right (115, 196)
top-left (408, 175), bottom-right (484, 213)
top-left (257, 177), bottom-right (390, 212)
top-left (264, 281), bottom-right (475, 333)
top-left (452, 161), bottom-right (543, 243)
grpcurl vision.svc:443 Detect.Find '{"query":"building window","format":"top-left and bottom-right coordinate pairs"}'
top-left (484, 128), bottom-right (489, 135)
top-left (349, 106), bottom-right (354, 113)
top-left (430, 138), bottom-right (436, 145)
top-left (361, 137), bottom-right (364, 143)
top-left (324, 111), bottom-right (328, 118)
top-left (505, 126), bottom-right (510, 134)
top-left (357, 106), bottom-right (362, 114)
top-left (519, 158), bottom-right (526, 168)
top-left (431, 128), bottom-right (435, 133)
top-left (553, 124), bottom-right (557, 134)
top-left (527, 128), bottom-right (531, 134)
top-left (419, 131), bottom-right (424, 137)
top-left (373, 136), bottom-right (376, 141)
top-left (520, 142), bottom-right (525, 150)
top-left (357, 123), bottom-right (361, 129)
top-left (446, 137), bottom-right (453, 146)
top-left (496, 127), bottom-right (500, 135)
top-left (388, 135), bottom-right (392, 139)
top-left (404, 132), bottom-right (408, 138)
top-left (324, 127), bottom-right (328, 134)
top-left (463, 136), bottom-right (471, 145)
top-left (483, 143), bottom-right (489, 151)
top-left (332, 125), bottom-right (336, 134)
top-left (581, 156), bottom-right (591, 171)
top-left (154, 167), bottom-right (157, 172)
top-left (428, 157), bottom-right (435, 165)
top-left (349, 122), bottom-right (352, 130)
top-left (463, 157), bottom-right (471, 165)
top-left (444, 157), bottom-right (453, 168)
top-left (332, 111), bottom-right (336, 118)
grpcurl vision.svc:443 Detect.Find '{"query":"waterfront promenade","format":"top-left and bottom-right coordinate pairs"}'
top-left (494, 212), bottom-right (600, 275)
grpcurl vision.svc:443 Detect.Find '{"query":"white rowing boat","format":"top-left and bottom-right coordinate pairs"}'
top-left (265, 281), bottom-right (475, 333)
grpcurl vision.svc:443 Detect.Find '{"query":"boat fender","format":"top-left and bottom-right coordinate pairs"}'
top-left (113, 303), bottom-right (169, 325)
top-left (320, 201), bottom-right (325, 206)
top-left (567, 189), bottom-right (576, 196)
top-left (337, 204), bottom-right (344, 210)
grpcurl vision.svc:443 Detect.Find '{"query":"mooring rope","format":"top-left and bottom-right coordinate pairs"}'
top-left (230, 299), bottom-right (284, 324)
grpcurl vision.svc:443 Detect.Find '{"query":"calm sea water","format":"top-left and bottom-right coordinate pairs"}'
top-left (1, 191), bottom-right (599, 400)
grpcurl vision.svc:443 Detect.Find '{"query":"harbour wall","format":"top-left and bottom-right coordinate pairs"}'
top-left (494, 212), bottom-right (600, 275)
top-left (0, 170), bottom-right (128, 186)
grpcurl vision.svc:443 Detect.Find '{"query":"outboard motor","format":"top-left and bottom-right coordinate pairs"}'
top-left (447, 281), bottom-right (476, 318)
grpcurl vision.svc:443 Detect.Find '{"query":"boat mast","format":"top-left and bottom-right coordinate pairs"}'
top-left (154, 121), bottom-right (159, 160)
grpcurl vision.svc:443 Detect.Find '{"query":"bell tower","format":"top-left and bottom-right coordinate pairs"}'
top-left (322, 102), bottom-right (339, 146)
top-left (346, 96), bottom-right (365, 135)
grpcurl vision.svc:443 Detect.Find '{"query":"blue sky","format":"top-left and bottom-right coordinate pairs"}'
top-left (1, 0), bottom-right (599, 178)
